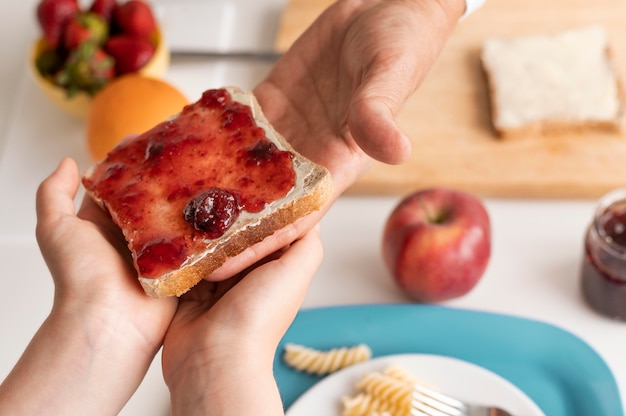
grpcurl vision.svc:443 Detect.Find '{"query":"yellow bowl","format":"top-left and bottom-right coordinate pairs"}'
top-left (29, 29), bottom-right (170, 118)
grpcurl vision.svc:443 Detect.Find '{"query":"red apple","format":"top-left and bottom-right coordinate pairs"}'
top-left (382, 188), bottom-right (491, 302)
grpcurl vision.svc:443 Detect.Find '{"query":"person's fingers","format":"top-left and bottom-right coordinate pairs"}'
top-left (35, 158), bottom-right (80, 240)
top-left (253, 225), bottom-right (323, 299)
top-left (348, 90), bottom-right (412, 165)
top-left (204, 212), bottom-right (323, 282)
top-left (77, 180), bottom-right (133, 256)
top-left (236, 226), bottom-right (322, 320)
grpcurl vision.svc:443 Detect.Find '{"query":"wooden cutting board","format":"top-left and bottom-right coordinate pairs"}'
top-left (275, 0), bottom-right (626, 199)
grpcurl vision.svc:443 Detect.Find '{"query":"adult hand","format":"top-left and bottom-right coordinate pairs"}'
top-left (211, 0), bottom-right (464, 280)
top-left (256, 0), bottom-right (465, 191)
top-left (163, 228), bottom-right (323, 416)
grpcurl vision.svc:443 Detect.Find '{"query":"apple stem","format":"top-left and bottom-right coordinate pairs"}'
top-left (418, 197), bottom-right (444, 224)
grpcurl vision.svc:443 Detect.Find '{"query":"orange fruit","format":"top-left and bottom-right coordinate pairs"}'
top-left (86, 74), bottom-right (189, 161)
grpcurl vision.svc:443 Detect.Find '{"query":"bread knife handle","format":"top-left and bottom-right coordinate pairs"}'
top-left (169, 50), bottom-right (282, 61)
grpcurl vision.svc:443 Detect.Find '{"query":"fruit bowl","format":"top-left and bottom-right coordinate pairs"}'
top-left (29, 28), bottom-right (169, 118)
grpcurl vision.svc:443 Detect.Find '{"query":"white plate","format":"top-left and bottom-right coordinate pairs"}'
top-left (286, 353), bottom-right (545, 416)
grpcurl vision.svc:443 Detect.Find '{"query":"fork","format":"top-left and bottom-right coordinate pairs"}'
top-left (410, 382), bottom-right (514, 416)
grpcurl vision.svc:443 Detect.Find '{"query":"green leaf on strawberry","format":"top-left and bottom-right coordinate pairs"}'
top-left (35, 47), bottom-right (66, 78)
top-left (64, 12), bottom-right (109, 50)
top-left (55, 41), bottom-right (114, 97)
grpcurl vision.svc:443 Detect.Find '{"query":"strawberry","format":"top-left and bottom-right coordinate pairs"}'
top-left (112, 0), bottom-right (157, 40)
top-left (63, 12), bottom-right (108, 50)
top-left (105, 35), bottom-right (155, 75)
top-left (36, 0), bottom-right (79, 48)
top-left (55, 42), bottom-right (114, 97)
top-left (89, 0), bottom-right (117, 23)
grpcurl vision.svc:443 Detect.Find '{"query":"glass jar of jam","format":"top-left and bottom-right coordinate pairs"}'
top-left (581, 188), bottom-right (626, 320)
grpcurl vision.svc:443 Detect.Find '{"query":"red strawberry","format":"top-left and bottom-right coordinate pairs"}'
top-left (36, 0), bottom-right (79, 48)
top-left (64, 12), bottom-right (108, 50)
top-left (105, 35), bottom-right (155, 74)
top-left (112, 0), bottom-right (157, 40)
top-left (89, 0), bottom-right (117, 23)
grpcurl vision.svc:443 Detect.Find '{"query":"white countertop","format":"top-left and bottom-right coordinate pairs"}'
top-left (1, 1), bottom-right (625, 415)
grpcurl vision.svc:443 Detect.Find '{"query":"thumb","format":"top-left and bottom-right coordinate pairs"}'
top-left (226, 226), bottom-right (322, 342)
top-left (347, 67), bottom-right (413, 165)
top-left (348, 87), bottom-right (411, 165)
top-left (36, 158), bottom-right (80, 232)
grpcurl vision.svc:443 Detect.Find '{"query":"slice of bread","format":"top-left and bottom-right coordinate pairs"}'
top-left (481, 25), bottom-right (625, 137)
top-left (82, 86), bottom-right (332, 297)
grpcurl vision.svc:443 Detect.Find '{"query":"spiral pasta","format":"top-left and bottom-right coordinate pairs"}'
top-left (356, 372), bottom-right (412, 405)
top-left (282, 343), bottom-right (372, 376)
top-left (281, 343), bottom-right (422, 415)
top-left (382, 364), bottom-right (418, 385)
top-left (341, 364), bottom-right (419, 416)
top-left (342, 393), bottom-right (395, 416)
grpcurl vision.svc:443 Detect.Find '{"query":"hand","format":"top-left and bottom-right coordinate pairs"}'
top-left (256, 0), bottom-right (465, 190)
top-left (210, 0), bottom-right (464, 280)
top-left (0, 158), bottom-right (177, 415)
top-left (163, 228), bottom-right (323, 416)
top-left (36, 157), bottom-right (177, 354)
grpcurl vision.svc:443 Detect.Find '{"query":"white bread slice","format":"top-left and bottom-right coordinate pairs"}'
top-left (481, 25), bottom-right (625, 137)
top-left (82, 86), bottom-right (332, 298)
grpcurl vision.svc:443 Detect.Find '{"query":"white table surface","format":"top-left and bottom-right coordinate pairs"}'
top-left (1, 1), bottom-right (625, 415)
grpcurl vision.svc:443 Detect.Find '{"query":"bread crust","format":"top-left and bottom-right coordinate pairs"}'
top-left (488, 116), bottom-right (626, 139)
top-left (83, 86), bottom-right (332, 298)
top-left (139, 166), bottom-right (332, 297)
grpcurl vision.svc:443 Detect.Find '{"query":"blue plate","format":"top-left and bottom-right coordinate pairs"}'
top-left (274, 304), bottom-right (623, 415)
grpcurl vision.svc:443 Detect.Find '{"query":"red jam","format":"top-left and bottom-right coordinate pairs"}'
top-left (581, 189), bottom-right (626, 320)
top-left (82, 88), bottom-right (296, 278)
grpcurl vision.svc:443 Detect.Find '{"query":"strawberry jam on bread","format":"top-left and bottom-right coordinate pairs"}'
top-left (82, 86), bottom-right (332, 297)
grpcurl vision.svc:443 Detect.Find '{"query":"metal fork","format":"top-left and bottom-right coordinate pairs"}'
top-left (410, 382), bottom-right (514, 416)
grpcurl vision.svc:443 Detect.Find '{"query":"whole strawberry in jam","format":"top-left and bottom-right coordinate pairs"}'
top-left (184, 189), bottom-right (242, 239)
top-left (36, 0), bottom-right (79, 48)
top-left (63, 12), bottom-right (108, 50)
top-left (112, 0), bottom-right (157, 40)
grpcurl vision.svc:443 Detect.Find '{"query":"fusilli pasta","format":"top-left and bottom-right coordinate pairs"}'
top-left (355, 372), bottom-right (412, 411)
top-left (342, 363), bottom-right (419, 416)
top-left (282, 343), bottom-right (372, 375)
top-left (281, 343), bottom-right (424, 415)
top-left (342, 393), bottom-right (395, 416)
